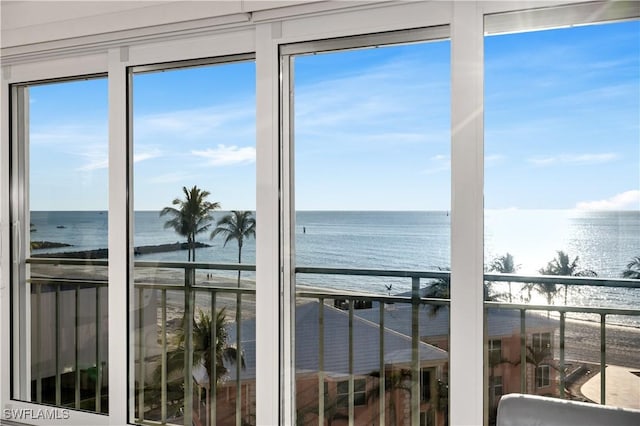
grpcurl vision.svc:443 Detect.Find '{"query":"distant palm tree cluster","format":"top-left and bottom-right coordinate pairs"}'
top-left (424, 251), bottom-right (639, 307)
top-left (160, 185), bottom-right (256, 283)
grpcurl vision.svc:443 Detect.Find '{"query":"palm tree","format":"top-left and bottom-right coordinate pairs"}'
top-left (161, 185), bottom-right (220, 261)
top-left (423, 267), bottom-right (451, 317)
top-left (538, 250), bottom-right (597, 305)
top-left (211, 210), bottom-right (256, 287)
top-left (623, 256), bottom-right (640, 279)
top-left (366, 369), bottom-right (412, 426)
top-left (514, 344), bottom-right (557, 394)
top-left (532, 282), bottom-right (561, 306)
top-left (488, 253), bottom-right (519, 302)
top-left (155, 308), bottom-right (244, 424)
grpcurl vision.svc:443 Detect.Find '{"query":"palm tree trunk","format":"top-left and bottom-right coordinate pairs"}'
top-left (192, 232), bottom-right (196, 262)
top-left (237, 244), bottom-right (242, 288)
top-left (564, 284), bottom-right (568, 306)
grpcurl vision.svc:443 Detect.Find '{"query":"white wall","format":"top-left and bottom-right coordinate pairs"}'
top-left (0, 1), bottom-right (331, 50)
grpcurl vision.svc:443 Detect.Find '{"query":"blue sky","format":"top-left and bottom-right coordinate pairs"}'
top-left (28, 20), bottom-right (639, 211)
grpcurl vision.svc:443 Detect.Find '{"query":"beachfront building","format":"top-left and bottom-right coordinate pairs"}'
top-left (354, 302), bottom-right (560, 417)
top-left (136, 299), bottom-right (449, 426)
top-left (1, 1), bottom-right (639, 426)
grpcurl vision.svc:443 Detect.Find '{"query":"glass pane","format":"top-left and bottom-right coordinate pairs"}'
top-left (130, 59), bottom-right (256, 426)
top-left (484, 19), bottom-right (640, 423)
top-left (292, 37), bottom-right (451, 425)
top-left (12, 77), bottom-right (109, 413)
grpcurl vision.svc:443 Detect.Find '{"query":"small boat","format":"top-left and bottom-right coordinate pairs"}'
top-left (56, 225), bottom-right (66, 229)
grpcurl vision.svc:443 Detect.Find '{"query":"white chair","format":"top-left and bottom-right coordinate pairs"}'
top-left (497, 393), bottom-right (640, 426)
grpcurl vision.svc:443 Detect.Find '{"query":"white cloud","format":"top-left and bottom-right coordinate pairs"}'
top-left (77, 147), bottom-right (161, 171)
top-left (576, 190), bottom-right (640, 211)
top-left (528, 152), bottom-right (618, 167)
top-left (485, 154), bottom-right (505, 164)
top-left (78, 156), bottom-right (108, 172)
top-left (191, 144), bottom-right (256, 166)
top-left (421, 154), bottom-right (450, 175)
top-left (133, 148), bottom-right (162, 163)
top-left (76, 145), bottom-right (108, 171)
top-left (136, 104), bottom-right (254, 140)
top-left (31, 124), bottom-right (106, 146)
top-left (148, 172), bottom-right (196, 184)
top-left (295, 56), bottom-right (449, 138)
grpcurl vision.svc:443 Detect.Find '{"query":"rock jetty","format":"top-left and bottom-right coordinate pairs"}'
top-left (32, 242), bottom-right (211, 259)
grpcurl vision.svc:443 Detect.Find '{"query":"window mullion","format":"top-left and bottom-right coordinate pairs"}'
top-left (107, 47), bottom-right (130, 426)
top-left (255, 22), bottom-right (283, 426)
top-left (450, 2), bottom-right (485, 426)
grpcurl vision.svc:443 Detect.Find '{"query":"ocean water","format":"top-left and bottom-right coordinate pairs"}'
top-left (29, 210), bottom-right (639, 316)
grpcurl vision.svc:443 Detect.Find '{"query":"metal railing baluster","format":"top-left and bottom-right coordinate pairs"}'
top-left (348, 299), bottom-right (354, 426)
top-left (411, 276), bottom-right (420, 426)
top-left (75, 287), bottom-right (80, 409)
top-left (379, 300), bottom-right (385, 425)
top-left (211, 292), bottom-right (217, 426)
top-left (184, 268), bottom-right (195, 426)
top-left (559, 312), bottom-right (565, 398)
top-left (520, 309), bottom-right (526, 394)
top-left (138, 287), bottom-right (145, 422)
top-left (600, 313), bottom-right (606, 405)
top-left (96, 286), bottom-right (102, 413)
top-left (36, 283), bottom-right (42, 403)
top-left (161, 289), bottom-right (167, 424)
top-left (55, 285), bottom-right (61, 406)
top-left (318, 297), bottom-right (325, 426)
top-left (236, 291), bottom-right (242, 426)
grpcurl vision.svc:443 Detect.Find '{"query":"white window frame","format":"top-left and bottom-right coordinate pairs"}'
top-left (1, 55), bottom-right (111, 426)
top-left (0, 2), bottom-right (637, 426)
top-left (116, 29), bottom-right (259, 426)
top-left (488, 339), bottom-right (502, 365)
top-left (336, 378), bottom-right (366, 408)
top-left (532, 332), bottom-right (552, 354)
top-left (536, 365), bottom-right (551, 389)
top-left (278, 21), bottom-right (454, 425)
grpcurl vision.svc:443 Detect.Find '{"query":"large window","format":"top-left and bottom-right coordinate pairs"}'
top-left (10, 77), bottom-right (109, 413)
top-left (484, 15), bottom-right (639, 417)
top-left (129, 57), bottom-right (256, 426)
top-left (3, 3), bottom-right (639, 426)
top-left (284, 28), bottom-right (451, 425)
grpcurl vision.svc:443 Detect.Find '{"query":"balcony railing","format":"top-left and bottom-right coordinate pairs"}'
top-left (22, 258), bottom-right (640, 425)
top-left (483, 273), bottom-right (640, 407)
top-left (133, 261), bottom-right (256, 426)
top-left (27, 257), bottom-right (108, 413)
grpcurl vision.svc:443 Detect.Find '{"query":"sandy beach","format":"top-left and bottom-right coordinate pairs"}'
top-left (563, 318), bottom-right (640, 370)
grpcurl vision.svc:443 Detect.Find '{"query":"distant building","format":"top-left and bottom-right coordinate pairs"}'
top-left (354, 301), bottom-right (559, 418)
top-left (199, 301), bottom-right (449, 426)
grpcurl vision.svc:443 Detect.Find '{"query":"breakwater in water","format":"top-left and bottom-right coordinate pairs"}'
top-left (32, 242), bottom-right (211, 259)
